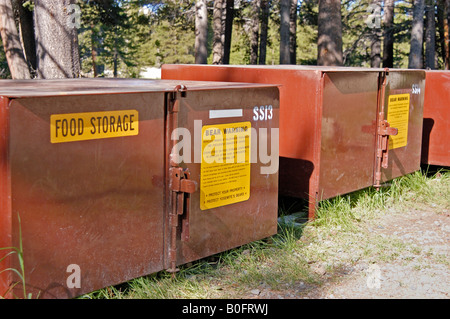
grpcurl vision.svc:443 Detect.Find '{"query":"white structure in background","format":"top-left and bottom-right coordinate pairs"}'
top-left (140, 67), bottom-right (161, 79)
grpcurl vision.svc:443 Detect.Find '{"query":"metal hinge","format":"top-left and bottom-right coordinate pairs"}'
top-left (374, 69), bottom-right (398, 189)
top-left (167, 167), bottom-right (196, 275)
top-left (166, 83), bottom-right (195, 275)
top-left (377, 119), bottom-right (398, 168)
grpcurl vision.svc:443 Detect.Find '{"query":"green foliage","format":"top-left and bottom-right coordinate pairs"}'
top-left (0, 1), bottom-right (447, 76)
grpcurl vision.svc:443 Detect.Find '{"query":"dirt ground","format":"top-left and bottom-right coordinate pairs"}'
top-left (247, 206), bottom-right (449, 299)
top-left (305, 208), bottom-right (449, 299)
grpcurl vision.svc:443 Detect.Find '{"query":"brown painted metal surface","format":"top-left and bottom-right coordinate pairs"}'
top-left (380, 70), bottom-right (425, 180)
top-left (421, 71), bottom-right (450, 166)
top-left (0, 79), bottom-right (279, 299)
top-left (161, 65), bottom-right (425, 218)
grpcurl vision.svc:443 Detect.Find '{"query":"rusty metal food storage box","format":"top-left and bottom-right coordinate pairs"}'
top-left (0, 79), bottom-right (279, 299)
top-left (421, 71), bottom-right (450, 166)
top-left (162, 65), bottom-right (426, 218)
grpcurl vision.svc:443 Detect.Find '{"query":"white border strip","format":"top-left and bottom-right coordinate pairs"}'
top-left (209, 109), bottom-right (243, 119)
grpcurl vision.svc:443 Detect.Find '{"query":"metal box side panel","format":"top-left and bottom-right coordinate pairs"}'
top-left (319, 72), bottom-right (378, 200)
top-left (9, 93), bottom-right (166, 299)
top-left (422, 71), bottom-right (450, 166)
top-left (381, 71), bottom-right (425, 181)
top-left (0, 96), bottom-right (12, 298)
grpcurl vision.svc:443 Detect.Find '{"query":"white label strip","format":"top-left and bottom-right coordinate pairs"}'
top-left (209, 109), bottom-right (243, 119)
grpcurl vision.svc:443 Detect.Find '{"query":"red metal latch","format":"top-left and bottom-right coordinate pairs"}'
top-left (374, 119), bottom-right (398, 188)
top-left (167, 167), bottom-right (196, 275)
top-left (374, 69), bottom-right (399, 189)
top-left (378, 120), bottom-right (398, 167)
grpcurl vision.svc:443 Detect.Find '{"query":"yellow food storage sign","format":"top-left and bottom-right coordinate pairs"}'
top-left (50, 110), bottom-right (139, 143)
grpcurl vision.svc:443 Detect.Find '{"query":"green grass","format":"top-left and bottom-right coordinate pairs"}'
top-left (0, 215), bottom-right (33, 299)
top-left (73, 166), bottom-right (450, 298)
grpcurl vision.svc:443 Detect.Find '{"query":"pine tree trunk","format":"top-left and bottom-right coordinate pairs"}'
top-left (34, 0), bottom-right (80, 78)
top-left (425, 0), bottom-right (436, 69)
top-left (0, 0), bottom-right (31, 79)
top-left (223, 0), bottom-right (234, 64)
top-left (437, 0), bottom-right (445, 67)
top-left (317, 0), bottom-right (343, 66)
top-left (195, 0), bottom-right (208, 64)
top-left (370, 0), bottom-right (381, 68)
top-left (250, 0), bottom-right (260, 65)
top-left (383, 0), bottom-right (395, 68)
top-left (289, 0), bottom-right (297, 64)
top-left (212, 0), bottom-right (224, 65)
top-left (408, 0), bottom-right (425, 69)
top-left (12, 0), bottom-right (36, 74)
top-left (258, 0), bottom-right (269, 65)
top-left (280, 0), bottom-right (290, 64)
top-left (371, 31), bottom-right (382, 68)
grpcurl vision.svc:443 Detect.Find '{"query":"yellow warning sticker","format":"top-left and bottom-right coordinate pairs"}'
top-left (200, 122), bottom-right (251, 210)
top-left (387, 94), bottom-right (410, 150)
top-left (50, 110), bottom-right (139, 143)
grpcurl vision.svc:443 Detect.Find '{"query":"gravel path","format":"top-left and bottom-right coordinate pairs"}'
top-left (243, 207), bottom-right (449, 300)
top-left (303, 208), bottom-right (450, 299)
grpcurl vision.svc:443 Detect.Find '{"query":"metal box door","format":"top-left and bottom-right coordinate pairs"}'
top-left (7, 93), bottom-right (166, 298)
top-left (318, 71), bottom-right (379, 200)
top-left (164, 85), bottom-right (280, 270)
top-left (379, 70), bottom-right (425, 183)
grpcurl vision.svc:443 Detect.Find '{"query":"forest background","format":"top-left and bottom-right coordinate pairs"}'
top-left (0, 0), bottom-right (449, 80)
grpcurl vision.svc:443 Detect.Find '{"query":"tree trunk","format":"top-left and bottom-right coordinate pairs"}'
top-left (212, 0), bottom-right (224, 65)
top-left (370, 0), bottom-right (382, 68)
top-left (195, 0), bottom-right (208, 64)
top-left (223, 0), bottom-right (234, 64)
top-left (317, 0), bottom-right (343, 66)
top-left (12, 0), bottom-right (36, 74)
top-left (408, 0), bottom-right (425, 69)
top-left (258, 0), bottom-right (269, 65)
top-left (371, 31), bottom-right (382, 68)
top-left (383, 0), bottom-right (395, 68)
top-left (34, 0), bottom-right (80, 78)
top-left (0, 0), bottom-right (31, 79)
top-left (113, 26), bottom-right (119, 78)
top-left (289, 0), bottom-right (297, 64)
top-left (425, 0), bottom-right (436, 69)
top-left (280, 0), bottom-right (290, 64)
top-left (250, 0), bottom-right (260, 65)
top-left (437, 0), bottom-right (446, 68)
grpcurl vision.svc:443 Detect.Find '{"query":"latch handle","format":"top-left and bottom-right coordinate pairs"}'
top-left (378, 120), bottom-right (398, 169)
top-left (167, 167), bottom-right (197, 275)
